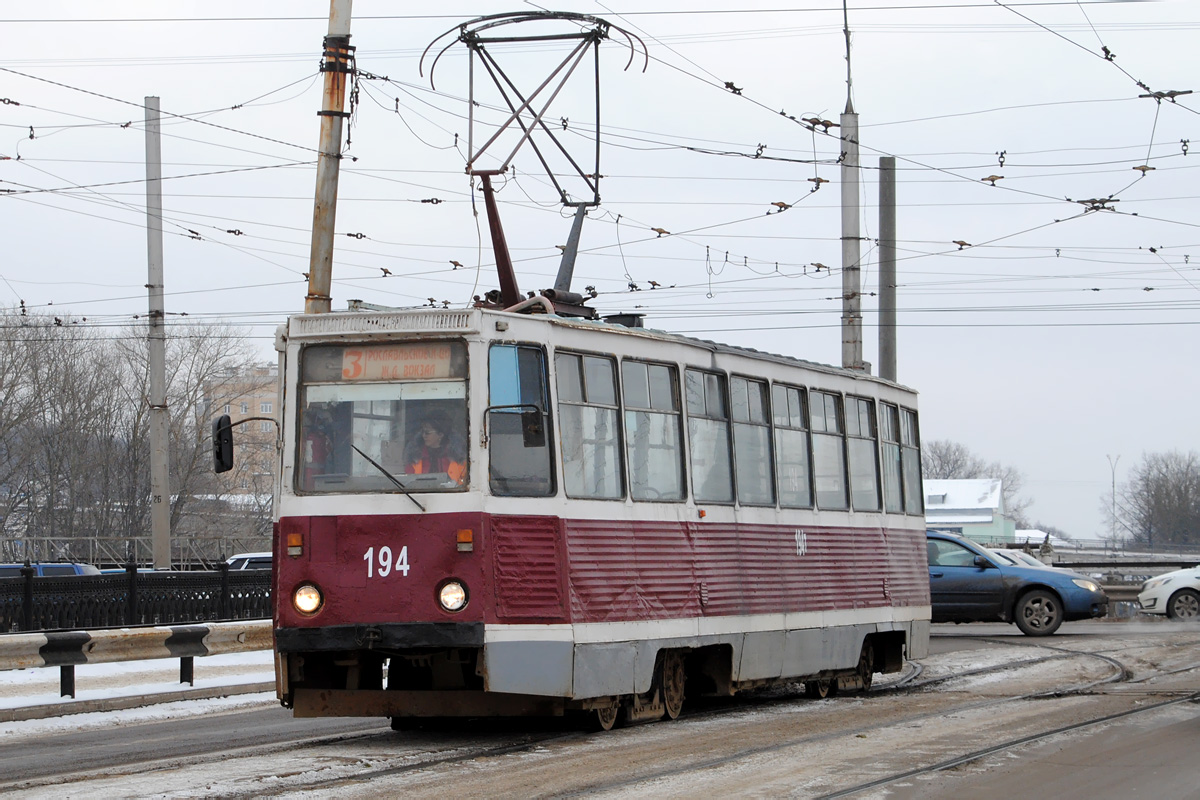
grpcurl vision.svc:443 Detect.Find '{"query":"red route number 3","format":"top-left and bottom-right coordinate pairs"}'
top-left (342, 350), bottom-right (364, 380)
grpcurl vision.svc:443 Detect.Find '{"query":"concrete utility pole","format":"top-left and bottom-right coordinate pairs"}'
top-left (144, 96), bottom-right (171, 570)
top-left (839, 3), bottom-right (866, 372)
top-left (1107, 454), bottom-right (1121, 543)
top-left (878, 157), bottom-right (897, 382)
top-left (305, 0), bottom-right (354, 314)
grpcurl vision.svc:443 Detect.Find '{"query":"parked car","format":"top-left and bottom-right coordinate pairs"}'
top-left (927, 530), bottom-right (1108, 636)
top-left (0, 562), bottom-right (102, 577)
top-left (226, 552), bottom-right (272, 570)
top-left (1137, 565), bottom-right (1200, 620)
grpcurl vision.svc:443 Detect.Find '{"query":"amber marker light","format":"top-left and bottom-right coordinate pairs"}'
top-left (287, 532), bottom-right (304, 557)
top-left (456, 529), bottom-right (474, 553)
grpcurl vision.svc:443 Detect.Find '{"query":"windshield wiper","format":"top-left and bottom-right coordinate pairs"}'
top-left (350, 444), bottom-right (426, 512)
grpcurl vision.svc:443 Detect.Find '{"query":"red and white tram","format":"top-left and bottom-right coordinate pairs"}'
top-left (263, 305), bottom-right (929, 728)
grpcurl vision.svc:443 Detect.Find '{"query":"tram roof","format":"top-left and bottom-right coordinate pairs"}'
top-left (284, 306), bottom-right (916, 395)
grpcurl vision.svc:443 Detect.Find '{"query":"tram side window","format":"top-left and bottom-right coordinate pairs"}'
top-left (622, 360), bottom-right (684, 501)
top-left (901, 407), bottom-right (923, 513)
top-left (809, 391), bottom-right (848, 510)
top-left (556, 353), bottom-right (622, 499)
top-left (773, 384), bottom-right (813, 508)
top-left (731, 376), bottom-right (774, 506)
top-left (881, 403), bottom-right (904, 513)
top-left (686, 369), bottom-right (734, 503)
top-left (846, 396), bottom-right (881, 512)
top-left (488, 344), bottom-right (554, 497)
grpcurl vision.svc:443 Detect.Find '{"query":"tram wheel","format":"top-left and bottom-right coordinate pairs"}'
top-left (660, 651), bottom-right (686, 720)
top-left (593, 704), bottom-right (620, 731)
top-left (804, 678), bottom-right (832, 699)
top-left (857, 641), bottom-right (875, 692)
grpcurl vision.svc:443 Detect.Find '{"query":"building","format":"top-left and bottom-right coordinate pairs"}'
top-left (923, 478), bottom-right (1016, 543)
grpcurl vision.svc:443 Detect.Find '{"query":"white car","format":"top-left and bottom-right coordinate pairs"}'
top-left (1137, 566), bottom-right (1200, 619)
top-left (226, 552), bottom-right (272, 570)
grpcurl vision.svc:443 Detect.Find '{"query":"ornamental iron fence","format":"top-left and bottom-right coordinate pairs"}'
top-left (0, 565), bottom-right (271, 633)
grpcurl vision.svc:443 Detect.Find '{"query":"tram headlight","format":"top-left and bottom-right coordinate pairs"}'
top-left (293, 583), bottom-right (324, 616)
top-left (1071, 578), bottom-right (1100, 593)
top-left (438, 580), bottom-right (468, 612)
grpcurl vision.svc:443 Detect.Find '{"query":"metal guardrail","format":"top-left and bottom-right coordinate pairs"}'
top-left (0, 619), bottom-right (272, 699)
top-left (1102, 585), bottom-right (1141, 604)
top-left (0, 566), bottom-right (271, 633)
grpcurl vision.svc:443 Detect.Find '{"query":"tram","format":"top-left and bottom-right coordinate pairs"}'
top-left (247, 304), bottom-right (930, 729)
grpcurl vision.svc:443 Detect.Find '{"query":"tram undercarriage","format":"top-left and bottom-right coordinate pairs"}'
top-left (278, 628), bottom-right (913, 729)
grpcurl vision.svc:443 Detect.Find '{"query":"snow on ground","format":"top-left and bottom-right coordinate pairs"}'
top-left (0, 692), bottom-right (277, 740)
top-left (0, 649), bottom-right (275, 711)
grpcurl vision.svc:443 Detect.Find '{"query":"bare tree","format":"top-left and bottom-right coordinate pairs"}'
top-left (1111, 451), bottom-right (1200, 548)
top-left (921, 439), bottom-right (1032, 528)
top-left (0, 308), bottom-right (270, 564)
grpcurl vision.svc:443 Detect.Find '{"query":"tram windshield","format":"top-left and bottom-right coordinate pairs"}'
top-left (297, 342), bottom-right (468, 493)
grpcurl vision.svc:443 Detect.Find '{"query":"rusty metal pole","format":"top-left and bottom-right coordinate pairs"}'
top-left (305, 0), bottom-right (354, 315)
top-left (478, 172), bottom-right (522, 306)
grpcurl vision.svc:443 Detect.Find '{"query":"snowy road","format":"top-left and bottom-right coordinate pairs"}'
top-left (1, 621), bottom-right (1198, 798)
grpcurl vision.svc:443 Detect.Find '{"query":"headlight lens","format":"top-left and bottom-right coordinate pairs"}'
top-left (1143, 577), bottom-right (1170, 590)
top-left (1072, 578), bottom-right (1100, 593)
top-left (293, 583), bottom-right (324, 615)
top-left (438, 580), bottom-right (468, 612)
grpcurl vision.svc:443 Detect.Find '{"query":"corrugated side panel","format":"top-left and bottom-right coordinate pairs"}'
top-left (491, 516), bottom-right (566, 620)
top-left (565, 520), bottom-right (699, 622)
top-left (564, 519), bottom-right (927, 623)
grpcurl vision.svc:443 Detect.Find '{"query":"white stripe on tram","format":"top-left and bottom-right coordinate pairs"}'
top-left (484, 605), bottom-right (930, 644)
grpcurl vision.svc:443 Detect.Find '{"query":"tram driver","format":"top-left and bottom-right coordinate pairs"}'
top-left (405, 412), bottom-right (466, 485)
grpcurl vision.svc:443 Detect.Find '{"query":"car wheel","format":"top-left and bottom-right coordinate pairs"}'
top-left (1013, 589), bottom-right (1063, 636)
top-left (1166, 589), bottom-right (1200, 620)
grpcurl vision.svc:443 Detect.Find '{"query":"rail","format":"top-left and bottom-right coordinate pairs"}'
top-left (0, 619), bottom-right (272, 699)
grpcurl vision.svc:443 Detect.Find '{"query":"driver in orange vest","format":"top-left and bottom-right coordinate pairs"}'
top-left (406, 414), bottom-right (466, 485)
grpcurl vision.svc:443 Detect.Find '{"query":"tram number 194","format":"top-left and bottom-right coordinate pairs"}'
top-left (363, 545), bottom-right (410, 578)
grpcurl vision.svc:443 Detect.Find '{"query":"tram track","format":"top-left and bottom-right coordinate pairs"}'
top-left (817, 689), bottom-right (1200, 799)
top-left (270, 636), bottom-right (1156, 798)
top-left (552, 632), bottom-right (1200, 797)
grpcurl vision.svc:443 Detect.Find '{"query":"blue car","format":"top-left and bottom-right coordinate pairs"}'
top-left (926, 530), bottom-right (1108, 636)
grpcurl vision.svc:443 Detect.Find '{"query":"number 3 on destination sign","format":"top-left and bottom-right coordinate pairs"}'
top-left (363, 545), bottom-right (410, 578)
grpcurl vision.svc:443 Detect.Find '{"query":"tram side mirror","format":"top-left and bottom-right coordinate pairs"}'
top-left (521, 409), bottom-right (545, 448)
top-left (213, 414), bottom-right (234, 473)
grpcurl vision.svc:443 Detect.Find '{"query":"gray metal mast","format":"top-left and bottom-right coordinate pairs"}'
top-left (879, 156), bottom-right (897, 382)
top-left (305, 0), bottom-right (354, 315)
top-left (144, 96), bottom-right (171, 569)
top-left (839, 2), bottom-right (866, 372)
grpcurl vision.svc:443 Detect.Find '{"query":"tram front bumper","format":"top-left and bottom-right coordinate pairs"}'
top-left (275, 622), bottom-right (483, 653)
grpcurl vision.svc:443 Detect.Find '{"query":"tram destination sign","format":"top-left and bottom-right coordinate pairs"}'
top-left (341, 344), bottom-right (455, 381)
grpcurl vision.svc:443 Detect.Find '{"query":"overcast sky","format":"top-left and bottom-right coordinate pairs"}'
top-left (3, 1), bottom-right (1198, 538)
